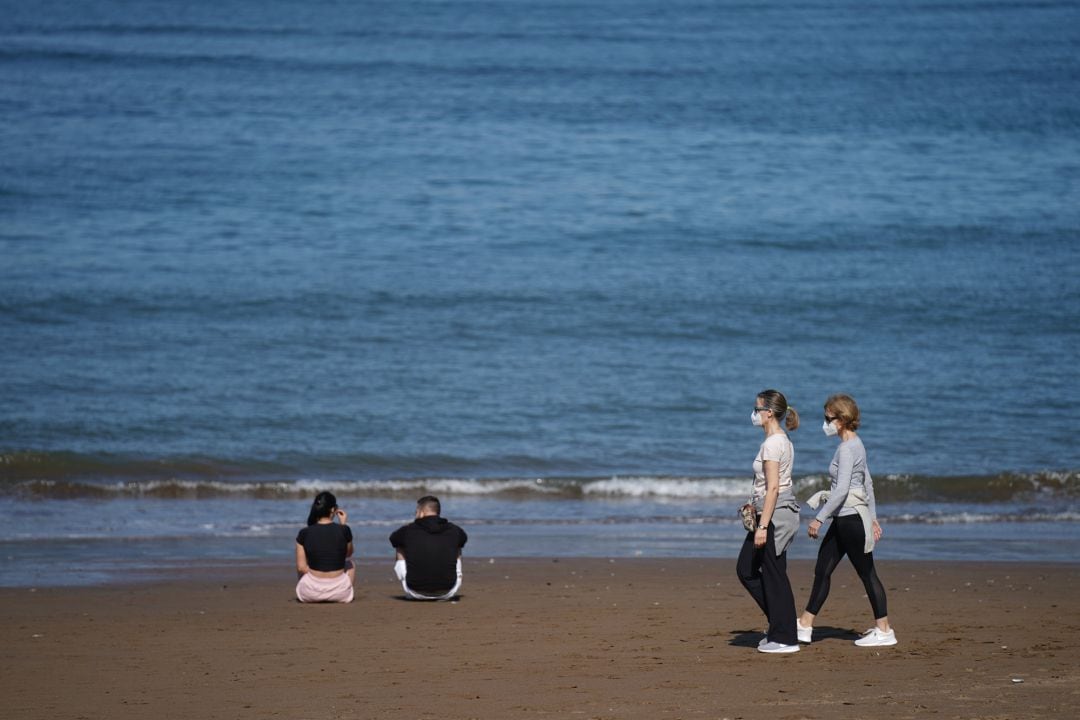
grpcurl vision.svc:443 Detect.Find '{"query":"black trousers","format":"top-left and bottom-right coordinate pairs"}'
top-left (805, 514), bottom-right (888, 619)
top-left (735, 522), bottom-right (797, 645)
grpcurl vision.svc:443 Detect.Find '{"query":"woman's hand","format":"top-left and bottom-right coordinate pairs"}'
top-left (335, 508), bottom-right (348, 525)
top-left (754, 527), bottom-right (768, 548)
top-left (807, 519), bottom-right (822, 539)
top-left (295, 542), bottom-right (309, 578)
top-left (872, 520), bottom-right (883, 542)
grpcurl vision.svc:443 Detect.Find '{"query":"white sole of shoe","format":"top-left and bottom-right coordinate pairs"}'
top-left (758, 643), bottom-right (800, 654)
top-left (854, 630), bottom-right (897, 647)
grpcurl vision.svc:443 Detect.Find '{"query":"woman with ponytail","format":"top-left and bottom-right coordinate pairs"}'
top-left (295, 491), bottom-right (356, 603)
top-left (737, 389), bottom-right (802, 653)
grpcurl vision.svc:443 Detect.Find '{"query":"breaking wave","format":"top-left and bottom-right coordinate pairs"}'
top-left (1, 451), bottom-right (1077, 504)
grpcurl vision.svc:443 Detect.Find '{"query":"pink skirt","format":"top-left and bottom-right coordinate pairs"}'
top-left (296, 571), bottom-right (354, 603)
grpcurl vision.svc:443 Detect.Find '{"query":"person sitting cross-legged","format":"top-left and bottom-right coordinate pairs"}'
top-left (389, 495), bottom-right (467, 601)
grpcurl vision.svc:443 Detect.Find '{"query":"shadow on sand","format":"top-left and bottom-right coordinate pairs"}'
top-left (729, 625), bottom-right (860, 647)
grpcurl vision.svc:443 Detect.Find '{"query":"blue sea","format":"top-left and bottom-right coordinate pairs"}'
top-left (2, 0), bottom-right (1079, 585)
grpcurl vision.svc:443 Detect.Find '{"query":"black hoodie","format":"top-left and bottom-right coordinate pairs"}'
top-left (389, 516), bottom-right (468, 594)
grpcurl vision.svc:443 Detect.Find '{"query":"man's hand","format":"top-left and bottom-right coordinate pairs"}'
top-left (807, 519), bottom-right (822, 539)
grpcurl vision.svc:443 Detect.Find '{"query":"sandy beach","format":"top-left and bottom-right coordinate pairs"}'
top-left (2, 558), bottom-right (1077, 719)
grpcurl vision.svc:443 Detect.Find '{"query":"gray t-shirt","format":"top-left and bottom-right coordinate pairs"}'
top-left (815, 435), bottom-right (877, 523)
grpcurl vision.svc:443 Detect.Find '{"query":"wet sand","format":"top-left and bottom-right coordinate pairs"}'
top-left (2, 558), bottom-right (1077, 719)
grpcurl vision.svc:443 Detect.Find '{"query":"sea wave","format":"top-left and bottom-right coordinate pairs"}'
top-left (2, 451), bottom-right (1077, 503)
top-left (3, 509), bottom-right (1076, 549)
top-left (2, 476), bottom-right (749, 501)
top-left (4, 474), bottom-right (1079, 505)
top-left (888, 510), bottom-right (1080, 524)
top-left (871, 471), bottom-right (1080, 502)
top-left (582, 476), bottom-right (746, 498)
top-left (0, 45), bottom-right (701, 81)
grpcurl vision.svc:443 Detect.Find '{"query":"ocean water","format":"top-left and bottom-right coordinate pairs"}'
top-left (2, 0), bottom-right (1079, 585)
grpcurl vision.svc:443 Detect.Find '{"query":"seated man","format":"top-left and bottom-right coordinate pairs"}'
top-left (389, 495), bottom-right (468, 601)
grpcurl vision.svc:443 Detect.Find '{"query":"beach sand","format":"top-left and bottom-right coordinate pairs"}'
top-left (2, 558), bottom-right (1077, 719)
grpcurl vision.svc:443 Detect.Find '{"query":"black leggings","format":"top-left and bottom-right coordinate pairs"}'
top-left (805, 514), bottom-right (888, 619)
top-left (736, 522), bottom-right (797, 645)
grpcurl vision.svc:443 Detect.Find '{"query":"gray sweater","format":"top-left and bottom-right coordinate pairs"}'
top-left (814, 436), bottom-right (877, 523)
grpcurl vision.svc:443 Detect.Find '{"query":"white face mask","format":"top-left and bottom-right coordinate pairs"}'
top-left (751, 410), bottom-right (763, 427)
top-left (822, 419), bottom-right (839, 437)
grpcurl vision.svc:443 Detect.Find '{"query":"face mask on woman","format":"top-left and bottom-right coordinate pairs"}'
top-left (751, 411), bottom-right (763, 427)
top-left (822, 419), bottom-right (839, 437)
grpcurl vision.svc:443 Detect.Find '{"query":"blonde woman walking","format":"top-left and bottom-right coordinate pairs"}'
top-left (798, 394), bottom-right (896, 647)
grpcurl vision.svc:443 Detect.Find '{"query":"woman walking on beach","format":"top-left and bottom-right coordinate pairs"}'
top-left (797, 393), bottom-right (896, 647)
top-left (295, 491), bottom-right (356, 603)
top-left (737, 389), bottom-right (802, 654)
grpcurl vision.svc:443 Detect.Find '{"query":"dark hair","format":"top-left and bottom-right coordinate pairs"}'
top-left (757, 389), bottom-right (800, 431)
top-left (307, 491), bottom-right (337, 526)
top-left (417, 495), bottom-right (441, 516)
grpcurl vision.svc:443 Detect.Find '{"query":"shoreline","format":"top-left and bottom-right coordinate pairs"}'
top-left (3, 558), bottom-right (1078, 719)
top-left (5, 554), bottom-right (1080, 589)
top-left (4, 512), bottom-right (1079, 588)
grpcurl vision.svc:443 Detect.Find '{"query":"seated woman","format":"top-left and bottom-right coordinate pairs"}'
top-left (295, 491), bottom-right (356, 603)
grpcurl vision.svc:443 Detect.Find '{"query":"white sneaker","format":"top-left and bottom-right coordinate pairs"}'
top-left (758, 635), bottom-right (768, 648)
top-left (854, 628), bottom-right (897, 647)
top-left (758, 641), bottom-right (800, 654)
top-left (796, 620), bottom-right (812, 644)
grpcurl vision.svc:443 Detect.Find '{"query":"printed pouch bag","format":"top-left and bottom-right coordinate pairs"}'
top-left (739, 503), bottom-right (758, 532)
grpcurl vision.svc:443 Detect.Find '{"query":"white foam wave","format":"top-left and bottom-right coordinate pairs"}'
top-left (582, 476), bottom-right (747, 499)
top-left (19, 475), bottom-right (751, 499)
top-left (20, 472), bottom-right (1076, 504)
top-left (890, 510), bottom-right (1080, 524)
top-left (367, 478), bottom-right (559, 495)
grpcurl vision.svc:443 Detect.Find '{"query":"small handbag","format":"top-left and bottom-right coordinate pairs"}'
top-left (739, 503), bottom-right (759, 532)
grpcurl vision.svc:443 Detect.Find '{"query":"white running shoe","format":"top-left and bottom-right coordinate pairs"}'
top-left (758, 641), bottom-right (800, 654)
top-left (854, 627), bottom-right (897, 647)
top-left (796, 620), bottom-right (812, 644)
top-left (758, 635), bottom-right (768, 648)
